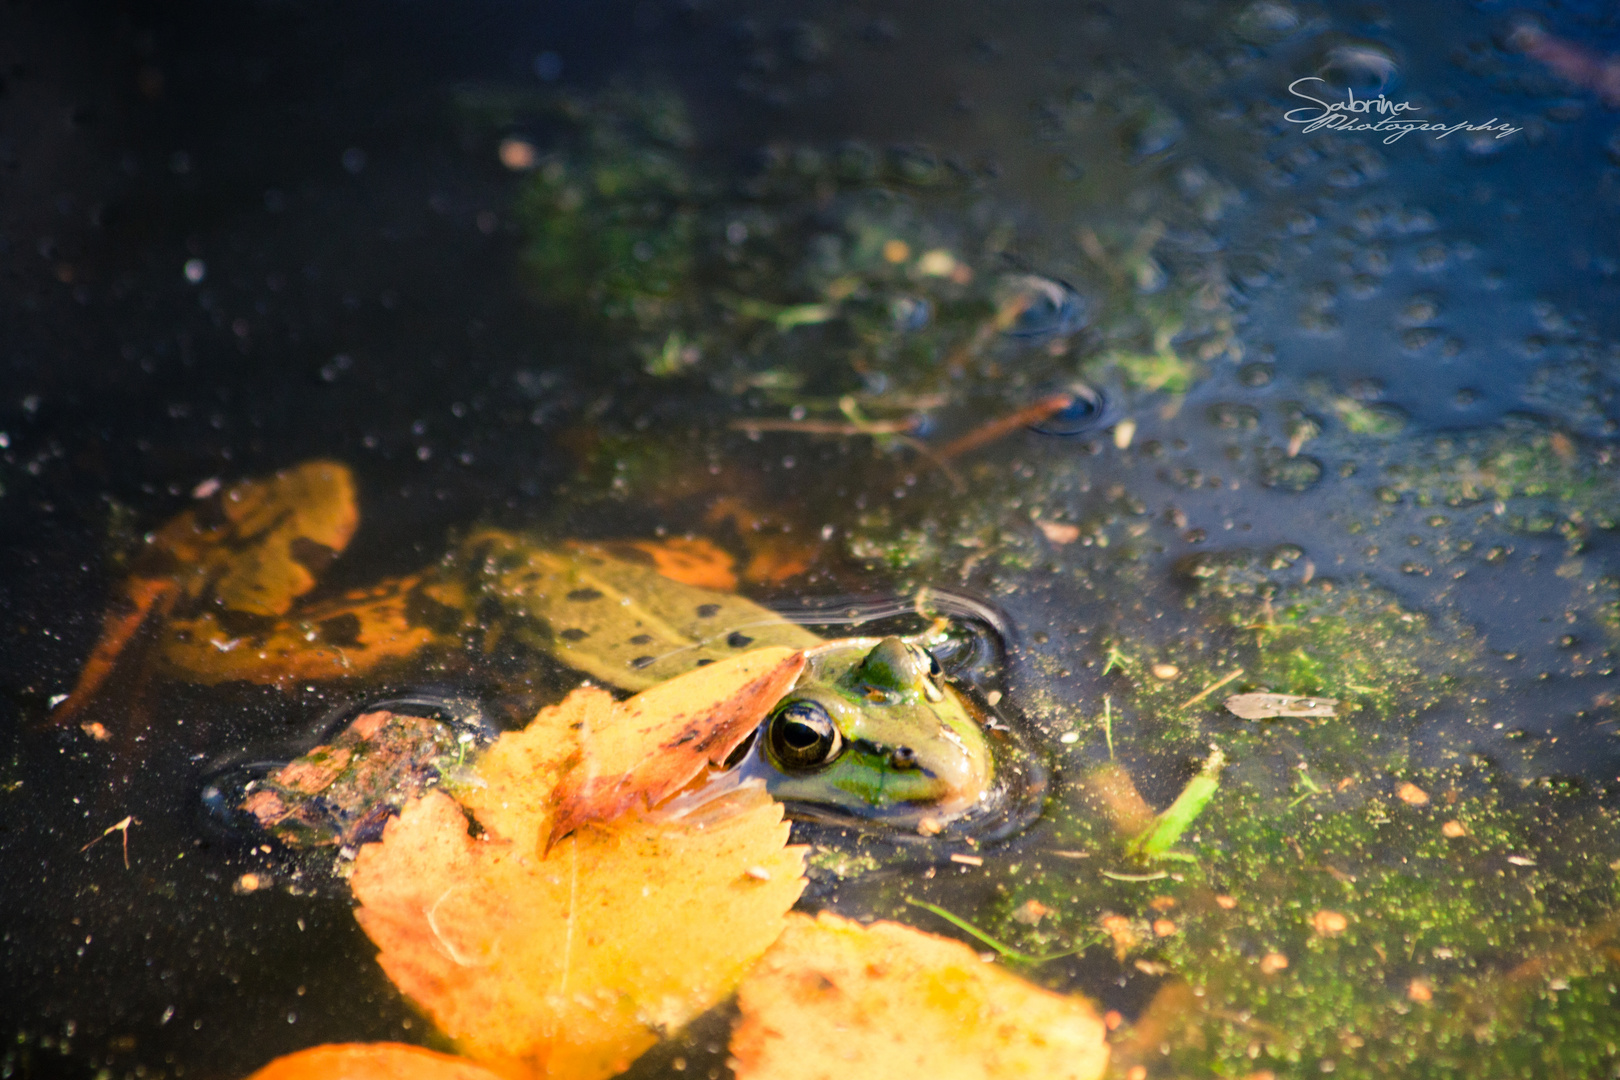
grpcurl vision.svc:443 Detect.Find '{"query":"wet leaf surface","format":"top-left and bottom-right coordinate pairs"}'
top-left (351, 680), bottom-right (806, 1080)
top-left (730, 912), bottom-right (1108, 1080)
top-left (548, 647), bottom-right (806, 846)
top-left (244, 1042), bottom-right (507, 1080)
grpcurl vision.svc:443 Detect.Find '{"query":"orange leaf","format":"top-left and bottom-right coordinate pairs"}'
top-left (52, 460), bottom-right (358, 723)
top-left (244, 1042), bottom-right (506, 1080)
top-left (204, 460), bottom-right (358, 616)
top-left (156, 574), bottom-right (449, 686)
top-left (731, 912), bottom-right (1110, 1080)
top-left (547, 647), bottom-right (806, 847)
top-left (351, 690), bottom-right (805, 1080)
top-left (50, 575), bottom-right (178, 723)
top-left (608, 538), bottom-right (739, 591)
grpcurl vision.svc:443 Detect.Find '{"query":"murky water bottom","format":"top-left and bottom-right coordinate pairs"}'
top-left (4, 1), bottom-right (1620, 1077)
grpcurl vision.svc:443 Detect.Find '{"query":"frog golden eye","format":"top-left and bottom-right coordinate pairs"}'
top-left (766, 701), bottom-right (843, 771)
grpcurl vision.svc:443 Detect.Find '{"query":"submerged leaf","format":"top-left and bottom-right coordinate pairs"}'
top-left (548, 647), bottom-right (806, 846)
top-left (54, 460), bottom-right (359, 720)
top-left (730, 912), bottom-right (1109, 1080)
top-left (456, 530), bottom-right (821, 691)
top-left (351, 684), bottom-right (806, 1080)
top-left (595, 537), bottom-right (739, 591)
top-left (244, 1042), bottom-right (506, 1080)
top-left (158, 574), bottom-right (453, 686)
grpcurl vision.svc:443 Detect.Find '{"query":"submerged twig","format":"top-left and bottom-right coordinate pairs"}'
top-left (934, 393), bottom-right (1075, 462)
top-left (1179, 668), bottom-right (1243, 710)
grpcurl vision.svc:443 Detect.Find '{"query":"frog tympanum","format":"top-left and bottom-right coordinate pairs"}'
top-left (66, 461), bottom-right (1035, 841)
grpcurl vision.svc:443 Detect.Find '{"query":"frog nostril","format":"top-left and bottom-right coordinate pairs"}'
top-left (890, 746), bottom-right (919, 770)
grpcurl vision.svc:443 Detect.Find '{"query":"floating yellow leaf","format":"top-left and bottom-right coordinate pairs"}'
top-left (548, 647), bottom-right (805, 846)
top-left (244, 1042), bottom-right (506, 1080)
top-left (730, 912), bottom-right (1109, 1080)
top-left (351, 682), bottom-right (806, 1080)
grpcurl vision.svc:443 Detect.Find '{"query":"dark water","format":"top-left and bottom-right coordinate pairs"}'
top-left (5, 2), bottom-right (1620, 1078)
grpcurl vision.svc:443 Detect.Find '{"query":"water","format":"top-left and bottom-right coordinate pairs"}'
top-left (4, 2), bottom-right (1620, 1078)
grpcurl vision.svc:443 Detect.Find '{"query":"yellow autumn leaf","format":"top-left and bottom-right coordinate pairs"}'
top-left (244, 1042), bottom-right (507, 1080)
top-left (351, 682), bottom-right (806, 1080)
top-left (730, 912), bottom-right (1110, 1080)
top-left (548, 647), bottom-right (805, 846)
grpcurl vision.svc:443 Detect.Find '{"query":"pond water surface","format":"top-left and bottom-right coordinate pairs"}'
top-left (5, 2), bottom-right (1620, 1078)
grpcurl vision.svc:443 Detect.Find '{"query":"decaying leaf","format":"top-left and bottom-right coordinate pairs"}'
top-left (158, 574), bottom-right (455, 686)
top-left (202, 460), bottom-right (359, 615)
top-left (244, 1042), bottom-right (506, 1080)
top-left (53, 460), bottom-right (358, 721)
top-left (351, 681), bottom-right (806, 1080)
top-left (241, 707), bottom-right (484, 848)
top-left (730, 912), bottom-right (1109, 1080)
top-left (548, 647), bottom-right (806, 847)
top-left (1223, 692), bottom-right (1339, 720)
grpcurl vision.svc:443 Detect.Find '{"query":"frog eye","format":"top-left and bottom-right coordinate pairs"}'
top-left (924, 650), bottom-right (942, 678)
top-left (766, 701), bottom-right (843, 771)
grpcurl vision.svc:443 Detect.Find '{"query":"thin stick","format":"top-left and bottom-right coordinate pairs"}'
top-left (728, 418), bottom-right (919, 436)
top-left (935, 394), bottom-right (1075, 462)
top-left (81, 815), bottom-right (137, 869)
top-left (1179, 668), bottom-right (1244, 710)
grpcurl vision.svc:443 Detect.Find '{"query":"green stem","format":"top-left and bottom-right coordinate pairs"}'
top-left (1103, 695), bottom-right (1115, 761)
top-left (903, 897), bottom-right (1085, 965)
top-left (1129, 746), bottom-right (1225, 860)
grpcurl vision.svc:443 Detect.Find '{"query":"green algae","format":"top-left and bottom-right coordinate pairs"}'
top-left (499, 83), bottom-right (1241, 407)
top-left (1377, 419), bottom-right (1620, 543)
top-left (1095, 549), bottom-right (1477, 744)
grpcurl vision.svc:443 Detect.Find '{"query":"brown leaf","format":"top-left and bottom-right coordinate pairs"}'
top-left (548, 647), bottom-right (806, 847)
top-left (243, 1042), bottom-right (506, 1080)
top-left (730, 912), bottom-right (1109, 1080)
top-left (351, 691), bottom-right (805, 1080)
top-left (1222, 692), bottom-right (1339, 720)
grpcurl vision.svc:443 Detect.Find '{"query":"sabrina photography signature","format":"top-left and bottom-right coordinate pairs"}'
top-left (1284, 77), bottom-right (1522, 145)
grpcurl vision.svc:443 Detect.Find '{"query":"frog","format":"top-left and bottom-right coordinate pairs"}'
top-left (63, 461), bottom-right (1024, 840)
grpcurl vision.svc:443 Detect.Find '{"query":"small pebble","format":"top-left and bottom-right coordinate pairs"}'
top-left (1441, 820), bottom-right (1467, 838)
top-left (1312, 910), bottom-right (1348, 936)
top-left (1396, 782), bottom-right (1430, 806)
top-left (499, 138), bottom-right (538, 171)
top-left (1151, 662), bottom-right (1180, 680)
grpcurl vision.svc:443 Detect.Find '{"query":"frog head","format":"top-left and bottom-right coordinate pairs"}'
top-left (754, 636), bottom-right (993, 824)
